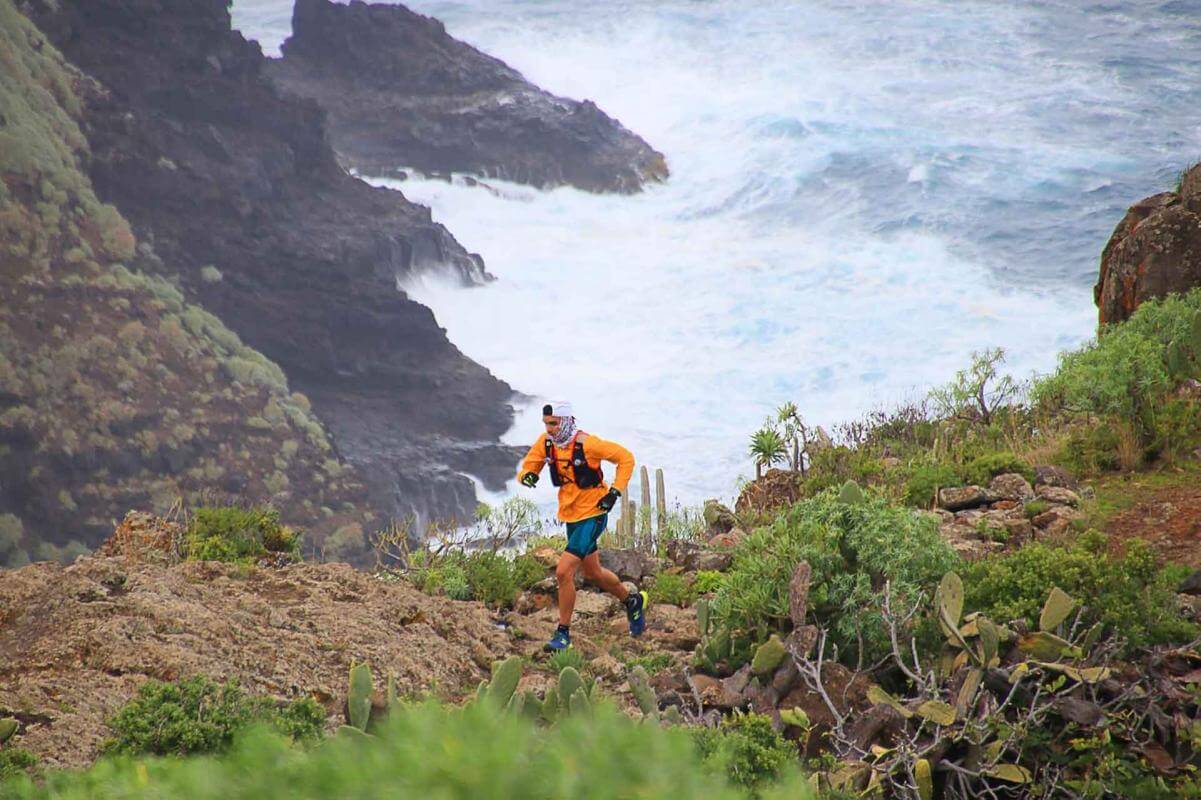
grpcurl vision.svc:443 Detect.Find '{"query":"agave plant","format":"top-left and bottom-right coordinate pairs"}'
top-left (748, 427), bottom-right (787, 478)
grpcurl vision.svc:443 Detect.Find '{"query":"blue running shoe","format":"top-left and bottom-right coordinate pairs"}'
top-left (626, 590), bottom-right (649, 638)
top-left (544, 627), bottom-right (571, 652)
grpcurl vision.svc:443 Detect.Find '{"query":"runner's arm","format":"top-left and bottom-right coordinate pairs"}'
top-left (588, 437), bottom-right (635, 493)
top-left (516, 436), bottom-right (547, 482)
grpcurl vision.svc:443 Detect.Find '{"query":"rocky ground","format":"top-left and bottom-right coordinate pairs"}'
top-left (267, 0), bottom-right (668, 193)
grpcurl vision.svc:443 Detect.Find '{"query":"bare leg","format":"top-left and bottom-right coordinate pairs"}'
top-left (555, 552), bottom-right (582, 627)
top-left (580, 552), bottom-right (629, 602)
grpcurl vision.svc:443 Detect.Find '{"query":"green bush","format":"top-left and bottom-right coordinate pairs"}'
top-left (547, 647), bottom-right (584, 674)
top-left (1033, 289), bottom-right (1201, 441)
top-left (651, 572), bottom-right (696, 607)
top-left (1023, 499), bottom-right (1051, 519)
top-left (901, 462), bottom-right (960, 508)
top-left (412, 551), bottom-right (545, 609)
top-left (691, 712), bottom-right (796, 791)
top-left (694, 570), bottom-right (725, 595)
top-left (962, 531), bottom-right (1197, 652)
top-left (961, 451), bottom-right (1034, 486)
top-left (8, 699), bottom-right (813, 800)
top-left (712, 489), bottom-right (959, 665)
top-left (0, 749), bottom-right (38, 781)
top-left (803, 448), bottom-right (884, 495)
top-left (625, 652), bottom-right (674, 675)
top-left (104, 676), bottom-right (325, 757)
top-left (1056, 422), bottom-right (1123, 475)
top-left (185, 506), bottom-right (299, 563)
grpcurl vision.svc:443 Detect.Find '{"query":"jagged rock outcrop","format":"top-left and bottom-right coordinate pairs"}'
top-left (0, 0), bottom-right (369, 564)
top-left (23, 0), bottom-right (523, 549)
top-left (266, 0), bottom-right (668, 193)
top-left (1096, 164), bottom-right (1201, 326)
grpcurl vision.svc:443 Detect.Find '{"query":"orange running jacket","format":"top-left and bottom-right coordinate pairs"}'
top-left (517, 433), bottom-right (635, 523)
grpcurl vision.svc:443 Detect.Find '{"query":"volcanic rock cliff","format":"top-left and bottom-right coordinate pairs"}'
top-left (16, 0), bottom-right (523, 555)
top-left (266, 0), bottom-right (668, 193)
top-left (1096, 163), bottom-right (1201, 327)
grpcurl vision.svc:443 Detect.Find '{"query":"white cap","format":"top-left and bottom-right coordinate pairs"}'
top-left (545, 401), bottom-right (573, 418)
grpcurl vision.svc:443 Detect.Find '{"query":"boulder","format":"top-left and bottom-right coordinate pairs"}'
top-left (598, 548), bottom-right (662, 582)
top-left (267, 0), bottom-right (667, 194)
top-left (663, 539), bottom-right (731, 572)
top-left (1034, 465), bottom-right (1079, 490)
top-left (528, 546), bottom-right (560, 569)
top-left (702, 500), bottom-right (739, 535)
top-left (989, 473), bottom-right (1035, 502)
top-left (1095, 165), bottom-right (1201, 326)
top-left (572, 590), bottom-right (616, 617)
top-left (1036, 485), bottom-right (1081, 507)
top-left (938, 486), bottom-right (990, 511)
top-left (1178, 569), bottom-right (1201, 596)
top-left (707, 528), bottom-right (746, 549)
top-left (734, 469), bottom-right (804, 516)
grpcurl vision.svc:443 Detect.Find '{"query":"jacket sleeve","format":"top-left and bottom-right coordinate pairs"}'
top-left (588, 436), bottom-right (635, 493)
top-left (516, 436), bottom-right (547, 481)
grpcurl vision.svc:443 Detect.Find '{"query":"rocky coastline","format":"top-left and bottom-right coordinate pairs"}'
top-left (266, 0), bottom-right (668, 193)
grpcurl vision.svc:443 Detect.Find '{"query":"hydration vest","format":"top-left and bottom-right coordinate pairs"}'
top-left (545, 433), bottom-right (604, 489)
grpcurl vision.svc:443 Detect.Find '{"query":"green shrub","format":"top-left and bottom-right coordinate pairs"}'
top-left (691, 712), bottom-right (796, 791)
top-left (961, 451), bottom-right (1034, 486)
top-left (0, 749), bottom-right (37, 781)
top-left (104, 676), bottom-right (324, 757)
top-left (547, 648), bottom-right (584, 674)
top-left (1023, 499), bottom-right (1050, 519)
top-left (1056, 422), bottom-right (1123, 475)
top-left (962, 531), bottom-right (1197, 652)
top-left (803, 448), bottom-right (884, 495)
top-left (8, 698), bottom-right (812, 800)
top-left (651, 572), bottom-right (696, 607)
top-left (1033, 289), bottom-right (1201, 441)
top-left (625, 652), bottom-right (674, 675)
top-left (463, 551), bottom-right (523, 609)
top-left (412, 551), bottom-right (543, 609)
top-left (185, 506), bottom-right (299, 563)
top-left (694, 570), bottom-right (725, 595)
top-left (1145, 397), bottom-right (1201, 463)
top-left (712, 489), bottom-right (960, 665)
top-left (901, 462), bottom-right (960, 507)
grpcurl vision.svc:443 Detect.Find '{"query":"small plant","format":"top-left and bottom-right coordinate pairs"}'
top-left (748, 426), bottom-right (787, 479)
top-left (185, 505), bottom-right (299, 563)
top-left (0, 748), bottom-right (37, 781)
top-left (651, 572), bottom-right (696, 607)
top-left (624, 652), bottom-right (674, 675)
top-left (691, 711), bottom-right (796, 790)
top-left (547, 647), bottom-right (584, 674)
top-left (693, 570), bottom-right (725, 595)
top-left (902, 462), bottom-right (960, 507)
top-left (104, 675), bottom-right (324, 756)
top-left (961, 451), bottom-right (1034, 486)
top-left (928, 348), bottom-right (1021, 426)
top-left (1023, 499), bottom-right (1050, 519)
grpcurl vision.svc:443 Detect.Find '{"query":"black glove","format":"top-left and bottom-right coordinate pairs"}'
top-left (520, 471), bottom-right (539, 488)
top-left (596, 487), bottom-right (621, 511)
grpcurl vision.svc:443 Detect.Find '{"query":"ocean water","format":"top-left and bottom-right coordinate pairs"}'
top-left (231, 0), bottom-right (1201, 510)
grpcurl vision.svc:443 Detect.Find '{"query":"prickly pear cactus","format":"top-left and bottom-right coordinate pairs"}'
top-left (628, 666), bottom-right (658, 716)
top-left (0, 718), bottom-right (17, 745)
top-left (347, 660), bottom-right (373, 732)
top-left (557, 666), bottom-right (584, 705)
top-left (751, 634), bottom-right (787, 675)
top-left (485, 657), bottom-right (523, 708)
top-left (837, 480), bottom-right (866, 505)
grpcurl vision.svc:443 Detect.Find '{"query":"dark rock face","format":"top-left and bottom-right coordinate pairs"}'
top-left (266, 0), bottom-right (668, 194)
top-left (31, 0), bottom-right (522, 534)
top-left (1095, 165), bottom-right (1201, 327)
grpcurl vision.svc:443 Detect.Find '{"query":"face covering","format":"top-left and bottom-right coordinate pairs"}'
top-left (550, 415), bottom-right (577, 447)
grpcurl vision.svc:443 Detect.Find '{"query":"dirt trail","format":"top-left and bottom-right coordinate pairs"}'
top-left (1103, 481), bottom-right (1201, 568)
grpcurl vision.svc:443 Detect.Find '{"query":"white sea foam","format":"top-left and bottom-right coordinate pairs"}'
top-left (231, 0), bottom-right (1201, 509)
